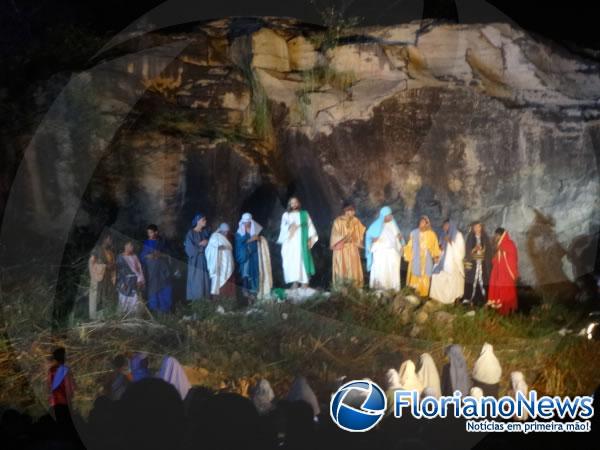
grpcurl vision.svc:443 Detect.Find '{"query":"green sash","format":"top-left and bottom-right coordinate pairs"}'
top-left (300, 210), bottom-right (316, 276)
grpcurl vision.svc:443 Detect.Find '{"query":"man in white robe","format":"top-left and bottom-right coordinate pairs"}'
top-left (277, 197), bottom-right (318, 288)
top-left (366, 206), bottom-right (404, 291)
top-left (430, 220), bottom-right (465, 304)
top-left (206, 223), bottom-right (234, 296)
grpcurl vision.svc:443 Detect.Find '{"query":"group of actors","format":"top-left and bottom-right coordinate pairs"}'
top-left (87, 196), bottom-right (520, 318)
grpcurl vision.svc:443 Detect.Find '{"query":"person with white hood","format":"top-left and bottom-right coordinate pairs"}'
top-left (251, 379), bottom-right (276, 415)
top-left (206, 223), bottom-right (235, 297)
top-left (472, 342), bottom-right (502, 397)
top-left (417, 353), bottom-right (441, 398)
top-left (156, 356), bottom-right (191, 400)
top-left (509, 371), bottom-right (529, 421)
top-left (235, 212), bottom-right (273, 299)
top-left (386, 360), bottom-right (423, 411)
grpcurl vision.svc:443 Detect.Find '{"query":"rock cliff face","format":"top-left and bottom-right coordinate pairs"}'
top-left (6, 17), bottom-right (600, 292)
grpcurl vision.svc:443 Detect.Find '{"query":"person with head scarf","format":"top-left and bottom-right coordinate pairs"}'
top-left (398, 360), bottom-right (424, 392)
top-left (235, 213), bottom-right (272, 299)
top-left (404, 216), bottom-right (441, 297)
top-left (330, 203), bottom-right (366, 289)
top-left (441, 344), bottom-right (472, 396)
top-left (184, 213), bottom-right (211, 301)
top-left (472, 343), bottom-right (502, 397)
top-left (88, 232), bottom-right (116, 320)
top-left (206, 223), bottom-right (235, 297)
top-left (487, 227), bottom-right (519, 315)
top-left (509, 371), bottom-right (529, 421)
top-left (277, 197), bottom-right (318, 289)
top-left (251, 379), bottom-right (275, 415)
top-left (469, 386), bottom-right (484, 399)
top-left (417, 353), bottom-right (441, 398)
top-left (157, 356), bottom-right (191, 400)
top-left (365, 206), bottom-right (404, 291)
top-left (286, 376), bottom-right (320, 418)
top-left (462, 221), bottom-right (493, 306)
top-left (130, 352), bottom-right (151, 382)
top-left (140, 224), bottom-right (173, 313)
top-left (430, 220), bottom-right (465, 304)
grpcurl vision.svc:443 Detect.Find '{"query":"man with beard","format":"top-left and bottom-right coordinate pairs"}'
top-left (277, 197), bottom-right (318, 289)
top-left (330, 203), bottom-right (366, 288)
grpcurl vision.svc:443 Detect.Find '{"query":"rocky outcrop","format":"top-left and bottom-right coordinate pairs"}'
top-left (5, 17), bottom-right (600, 294)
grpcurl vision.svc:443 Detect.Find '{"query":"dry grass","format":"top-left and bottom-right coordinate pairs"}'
top-left (1, 280), bottom-right (599, 418)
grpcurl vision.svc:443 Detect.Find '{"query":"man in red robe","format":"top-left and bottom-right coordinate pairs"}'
top-left (487, 228), bottom-right (519, 315)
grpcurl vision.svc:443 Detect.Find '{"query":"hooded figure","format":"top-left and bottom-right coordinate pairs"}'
top-left (488, 228), bottom-right (519, 315)
top-left (184, 213), bottom-right (211, 301)
top-left (417, 353), bottom-right (441, 398)
top-left (365, 206), bottom-right (404, 291)
top-left (442, 344), bottom-right (472, 396)
top-left (510, 371), bottom-right (529, 421)
top-left (430, 221), bottom-right (465, 304)
top-left (286, 376), bottom-right (320, 417)
top-left (206, 223), bottom-right (235, 296)
top-left (472, 343), bottom-right (502, 397)
top-left (469, 387), bottom-right (484, 399)
top-left (235, 213), bottom-right (272, 298)
top-left (130, 352), bottom-right (151, 382)
top-left (398, 360), bottom-right (424, 392)
top-left (251, 379), bottom-right (275, 415)
top-left (157, 356), bottom-right (191, 400)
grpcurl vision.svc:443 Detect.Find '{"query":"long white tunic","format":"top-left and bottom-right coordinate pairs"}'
top-left (369, 221), bottom-right (402, 290)
top-left (206, 232), bottom-right (234, 295)
top-left (430, 231), bottom-right (465, 304)
top-left (277, 211), bottom-right (318, 284)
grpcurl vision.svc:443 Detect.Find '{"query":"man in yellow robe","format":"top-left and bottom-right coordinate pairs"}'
top-left (404, 216), bottom-right (441, 297)
top-left (330, 204), bottom-right (366, 288)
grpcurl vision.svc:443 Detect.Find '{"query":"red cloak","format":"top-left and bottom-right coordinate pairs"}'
top-left (488, 231), bottom-right (519, 315)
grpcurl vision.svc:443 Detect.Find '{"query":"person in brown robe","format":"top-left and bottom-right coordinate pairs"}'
top-left (330, 203), bottom-right (366, 288)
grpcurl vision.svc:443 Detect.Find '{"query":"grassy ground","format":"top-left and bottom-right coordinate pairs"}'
top-left (1, 282), bottom-right (599, 418)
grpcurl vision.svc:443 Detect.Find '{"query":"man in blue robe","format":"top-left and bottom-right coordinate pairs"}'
top-left (235, 213), bottom-right (261, 295)
top-left (140, 224), bottom-right (173, 313)
top-left (184, 213), bottom-right (211, 300)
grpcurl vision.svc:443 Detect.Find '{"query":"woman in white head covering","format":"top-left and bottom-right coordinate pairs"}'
top-left (399, 360), bottom-right (424, 392)
top-left (510, 371), bottom-right (529, 421)
top-left (472, 343), bottom-right (502, 398)
top-left (417, 353), bottom-right (441, 398)
top-left (251, 379), bottom-right (275, 415)
top-left (157, 356), bottom-right (191, 400)
top-left (235, 213), bottom-right (273, 299)
top-left (469, 386), bottom-right (484, 399)
top-left (286, 376), bottom-right (320, 417)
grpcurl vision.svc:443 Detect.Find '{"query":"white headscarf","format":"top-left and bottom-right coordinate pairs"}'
top-left (472, 343), bottom-right (502, 385)
top-left (157, 356), bottom-right (191, 400)
top-left (510, 371), bottom-right (529, 420)
top-left (417, 353), bottom-right (441, 398)
top-left (237, 213), bottom-right (263, 237)
top-left (510, 371), bottom-right (528, 395)
top-left (385, 368), bottom-right (401, 390)
top-left (469, 387), bottom-right (484, 399)
top-left (251, 379), bottom-right (275, 415)
top-left (287, 376), bottom-right (320, 417)
top-left (398, 360), bottom-right (424, 392)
